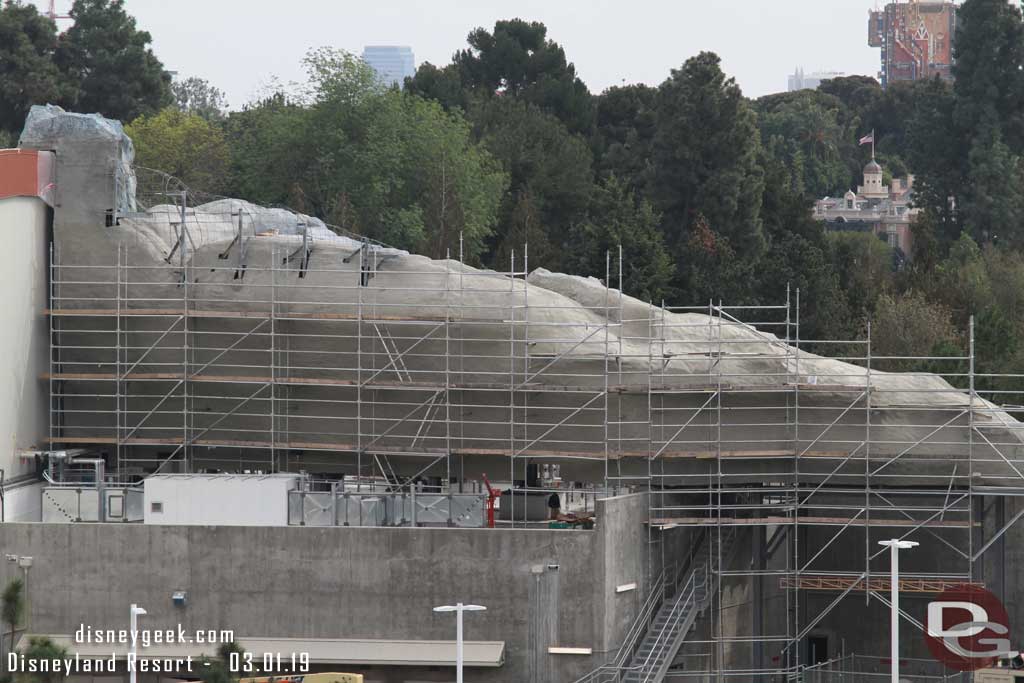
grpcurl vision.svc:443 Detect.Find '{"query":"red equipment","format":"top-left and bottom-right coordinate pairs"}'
top-left (481, 473), bottom-right (500, 528)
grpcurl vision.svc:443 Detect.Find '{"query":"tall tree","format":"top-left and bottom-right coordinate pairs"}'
top-left (171, 76), bottom-right (228, 122)
top-left (651, 52), bottom-right (764, 261)
top-left (565, 175), bottom-right (674, 302)
top-left (473, 97), bottom-right (594, 270)
top-left (0, 1), bottom-right (65, 136)
top-left (228, 49), bottom-right (506, 262)
top-left (591, 84), bottom-right (658, 194)
top-left (953, 0), bottom-right (1024, 152)
top-left (1, 578), bottom-right (23, 657)
top-left (905, 77), bottom-right (962, 242)
top-left (126, 108), bottom-right (231, 193)
top-left (411, 19), bottom-right (593, 134)
top-left (55, 0), bottom-right (170, 122)
top-left (756, 90), bottom-right (850, 199)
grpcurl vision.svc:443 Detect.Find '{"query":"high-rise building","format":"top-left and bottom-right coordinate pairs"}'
top-left (787, 68), bottom-right (845, 92)
top-left (361, 45), bottom-right (416, 88)
top-left (868, 1), bottom-right (957, 88)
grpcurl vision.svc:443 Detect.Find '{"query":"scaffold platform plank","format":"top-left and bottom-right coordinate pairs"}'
top-left (41, 435), bottom-right (850, 462)
top-left (779, 576), bottom-right (982, 593)
top-left (649, 516), bottom-right (974, 528)
top-left (45, 372), bottom-right (861, 397)
top-left (45, 308), bottom-right (511, 324)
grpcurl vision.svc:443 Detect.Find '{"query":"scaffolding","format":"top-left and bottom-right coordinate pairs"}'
top-left (45, 190), bottom-right (1024, 680)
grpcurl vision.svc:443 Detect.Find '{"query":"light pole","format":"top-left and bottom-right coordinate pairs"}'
top-left (434, 602), bottom-right (486, 683)
top-left (129, 604), bottom-right (147, 683)
top-left (878, 539), bottom-right (918, 683)
top-left (5, 555), bottom-right (33, 633)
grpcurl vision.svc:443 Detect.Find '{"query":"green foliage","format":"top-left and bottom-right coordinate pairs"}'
top-left (55, 0), bottom-right (171, 122)
top-left (16, 636), bottom-right (68, 683)
top-left (227, 50), bottom-right (506, 263)
top-left (961, 124), bottom-right (1024, 246)
top-left (0, 1), bottom-right (64, 136)
top-left (127, 108), bottom-right (230, 192)
top-left (953, 0), bottom-right (1024, 150)
top-left (870, 291), bottom-right (959, 372)
top-left (2, 578), bottom-right (24, 656)
top-left (826, 232), bottom-right (894, 319)
top-left (171, 76), bottom-right (228, 122)
top-left (224, 94), bottom-right (309, 207)
top-left (591, 84), bottom-right (658, 194)
top-left (651, 52), bottom-right (764, 265)
top-left (565, 175), bottom-right (673, 302)
top-left (474, 97), bottom-right (594, 270)
top-left (412, 19), bottom-right (593, 134)
top-left (756, 90), bottom-right (850, 198)
top-left (197, 642), bottom-right (245, 683)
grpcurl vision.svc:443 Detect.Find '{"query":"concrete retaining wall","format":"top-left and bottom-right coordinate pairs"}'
top-left (0, 493), bottom-right (655, 683)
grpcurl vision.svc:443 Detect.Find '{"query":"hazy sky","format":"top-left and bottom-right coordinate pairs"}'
top-left (40, 0), bottom-right (882, 108)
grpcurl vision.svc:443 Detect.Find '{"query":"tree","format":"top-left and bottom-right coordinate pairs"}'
top-left (651, 52), bottom-right (764, 265)
top-left (412, 19), bottom-right (594, 134)
top-left (591, 84), bottom-right (658, 194)
top-left (953, 0), bottom-right (1024, 153)
top-left (227, 49), bottom-right (507, 262)
top-left (55, 0), bottom-right (170, 122)
top-left (224, 93), bottom-right (311, 207)
top-left (0, 1), bottom-right (65, 136)
top-left (870, 291), bottom-right (959, 372)
top-left (473, 97), bottom-right (594, 269)
top-left (756, 90), bottom-right (851, 199)
top-left (126, 108), bottom-right (231, 193)
top-left (826, 231), bottom-right (894, 319)
top-left (2, 578), bottom-right (23, 658)
top-left (171, 76), bottom-right (228, 122)
top-left (930, 232), bottom-right (993, 325)
top-left (755, 150), bottom-right (855, 344)
top-left (961, 124), bottom-right (1024, 246)
top-left (565, 175), bottom-right (674, 302)
top-left (197, 642), bottom-right (245, 683)
top-left (16, 636), bottom-right (68, 683)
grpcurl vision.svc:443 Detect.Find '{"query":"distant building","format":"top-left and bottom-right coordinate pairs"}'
top-left (361, 45), bottom-right (416, 88)
top-left (814, 159), bottom-right (918, 259)
top-left (787, 68), bottom-right (845, 92)
top-left (868, 1), bottom-right (957, 88)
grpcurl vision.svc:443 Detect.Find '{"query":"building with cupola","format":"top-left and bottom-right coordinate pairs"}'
top-left (813, 158), bottom-right (918, 261)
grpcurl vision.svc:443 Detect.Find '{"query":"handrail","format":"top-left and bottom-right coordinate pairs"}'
top-left (611, 566), bottom-right (668, 668)
top-left (572, 567), bottom-right (670, 683)
top-left (632, 564), bottom-right (709, 683)
top-left (572, 528), bottom-right (736, 683)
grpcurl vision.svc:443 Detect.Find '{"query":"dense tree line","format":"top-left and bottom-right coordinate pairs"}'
top-left (5, 1), bottom-right (1024, 385)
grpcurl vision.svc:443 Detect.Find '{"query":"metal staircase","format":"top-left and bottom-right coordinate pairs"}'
top-left (622, 528), bottom-right (739, 682)
top-left (574, 527), bottom-right (740, 683)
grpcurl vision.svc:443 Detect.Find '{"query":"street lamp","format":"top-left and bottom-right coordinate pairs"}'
top-left (434, 602), bottom-right (486, 683)
top-left (5, 555), bottom-right (33, 632)
top-left (129, 604), bottom-right (147, 683)
top-left (878, 539), bottom-right (919, 683)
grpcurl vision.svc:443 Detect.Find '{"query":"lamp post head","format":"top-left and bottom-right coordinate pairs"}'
top-left (878, 539), bottom-right (919, 550)
top-left (434, 604), bottom-right (487, 613)
top-left (131, 606), bottom-right (147, 616)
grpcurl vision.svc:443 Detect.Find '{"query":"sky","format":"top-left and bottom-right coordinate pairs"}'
top-left (39, 0), bottom-right (883, 108)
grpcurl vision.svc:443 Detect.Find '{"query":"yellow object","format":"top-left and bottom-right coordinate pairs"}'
top-left (239, 674), bottom-right (363, 683)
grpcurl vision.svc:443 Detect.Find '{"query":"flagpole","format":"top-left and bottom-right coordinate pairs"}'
top-left (872, 129), bottom-right (876, 160)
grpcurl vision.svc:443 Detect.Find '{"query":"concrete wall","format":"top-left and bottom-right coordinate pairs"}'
top-left (594, 492), bottom-right (651, 656)
top-left (0, 523), bottom-right (599, 682)
top-left (0, 196), bottom-right (49, 491)
top-left (0, 494), bottom-right (657, 683)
